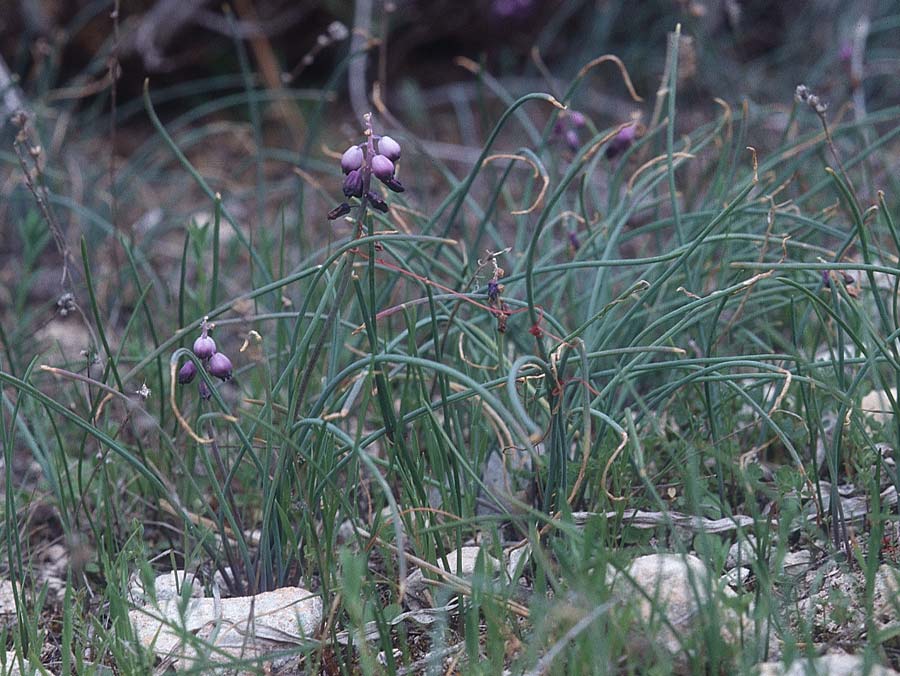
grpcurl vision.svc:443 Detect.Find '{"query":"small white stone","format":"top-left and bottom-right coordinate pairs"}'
top-left (726, 534), bottom-right (758, 569)
top-left (780, 550), bottom-right (813, 574)
top-left (130, 586), bottom-right (322, 669)
top-left (723, 566), bottom-right (753, 589)
top-left (757, 653), bottom-right (898, 676)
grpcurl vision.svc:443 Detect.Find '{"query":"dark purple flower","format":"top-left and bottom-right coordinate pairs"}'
top-left (208, 352), bottom-right (233, 381)
top-left (367, 191), bottom-right (389, 213)
top-left (383, 177), bottom-right (405, 193)
top-left (198, 380), bottom-right (212, 400)
top-left (377, 136), bottom-right (401, 162)
top-left (371, 154), bottom-right (395, 182)
top-left (178, 361), bottom-right (197, 384)
top-left (328, 202), bottom-right (352, 220)
top-left (568, 231), bottom-right (580, 252)
top-left (342, 169), bottom-right (364, 198)
top-left (193, 333), bottom-right (217, 360)
top-left (341, 145), bottom-right (364, 174)
top-left (487, 279), bottom-right (501, 303)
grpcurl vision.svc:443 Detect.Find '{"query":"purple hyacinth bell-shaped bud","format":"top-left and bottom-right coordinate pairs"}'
top-left (606, 123), bottom-right (638, 159)
top-left (377, 136), bottom-right (401, 162)
top-left (342, 169), bottom-right (364, 198)
top-left (371, 154), bottom-right (395, 182)
top-left (341, 145), bottom-right (364, 174)
top-left (193, 329), bottom-right (216, 360)
top-left (178, 360), bottom-right (198, 384)
top-left (208, 352), bottom-right (233, 381)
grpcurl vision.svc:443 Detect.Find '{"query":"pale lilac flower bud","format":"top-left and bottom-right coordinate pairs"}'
top-left (178, 361), bottom-right (197, 384)
top-left (377, 136), bottom-right (401, 161)
top-left (371, 154), bottom-right (395, 181)
top-left (342, 169), bottom-right (364, 198)
top-left (606, 123), bottom-right (638, 159)
top-left (208, 352), bottom-right (233, 381)
top-left (341, 145), bottom-right (364, 173)
top-left (564, 129), bottom-right (580, 152)
top-left (193, 334), bottom-right (217, 359)
top-left (569, 111), bottom-right (586, 128)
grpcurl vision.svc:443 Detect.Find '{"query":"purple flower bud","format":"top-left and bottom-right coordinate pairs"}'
top-left (341, 145), bottom-right (364, 174)
top-left (328, 202), bottom-right (352, 220)
top-left (377, 136), bottom-right (401, 162)
top-left (487, 280), bottom-right (500, 303)
top-left (366, 191), bottom-right (389, 213)
top-left (383, 176), bottom-right (405, 193)
top-left (568, 231), bottom-right (580, 251)
top-left (198, 380), bottom-right (212, 400)
top-left (564, 129), bottom-right (580, 152)
top-left (178, 361), bottom-right (197, 384)
top-left (371, 154), bottom-right (395, 181)
top-left (342, 169), bottom-right (364, 198)
top-left (193, 334), bottom-right (217, 359)
top-left (208, 352), bottom-right (233, 381)
top-left (617, 123), bottom-right (638, 143)
top-left (569, 111), bottom-right (586, 128)
top-left (605, 124), bottom-right (638, 159)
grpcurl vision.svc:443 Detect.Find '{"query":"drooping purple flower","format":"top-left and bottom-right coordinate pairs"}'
top-left (342, 169), bottom-right (364, 198)
top-left (383, 177), bottom-right (405, 193)
top-left (377, 136), bottom-right (401, 162)
top-left (198, 380), bottom-right (212, 400)
top-left (178, 361), bottom-right (197, 384)
top-left (367, 191), bottom-right (389, 213)
top-left (193, 333), bottom-right (217, 360)
top-left (487, 279), bottom-right (501, 303)
top-left (371, 154), bottom-right (395, 182)
top-left (328, 202), bottom-right (352, 220)
top-left (208, 352), bottom-right (233, 381)
top-left (605, 123), bottom-right (638, 159)
top-left (341, 145), bottom-right (364, 174)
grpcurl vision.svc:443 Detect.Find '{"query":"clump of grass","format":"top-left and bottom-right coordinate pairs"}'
top-left (2, 2), bottom-right (900, 673)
